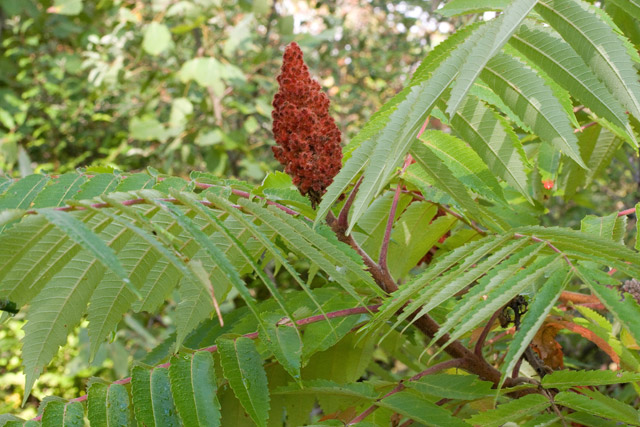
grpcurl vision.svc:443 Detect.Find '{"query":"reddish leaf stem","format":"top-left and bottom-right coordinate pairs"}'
top-left (618, 207), bottom-right (636, 217)
top-left (474, 307), bottom-right (502, 357)
top-left (379, 155), bottom-right (414, 273)
top-left (337, 176), bottom-right (363, 233)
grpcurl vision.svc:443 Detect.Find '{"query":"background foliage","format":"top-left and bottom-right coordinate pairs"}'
top-left (1, 0), bottom-right (640, 425)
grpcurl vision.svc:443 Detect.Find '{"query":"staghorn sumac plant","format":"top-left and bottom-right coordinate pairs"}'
top-left (2, 1), bottom-right (640, 425)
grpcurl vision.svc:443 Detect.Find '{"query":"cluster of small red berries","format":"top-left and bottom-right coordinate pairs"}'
top-left (271, 42), bottom-right (342, 208)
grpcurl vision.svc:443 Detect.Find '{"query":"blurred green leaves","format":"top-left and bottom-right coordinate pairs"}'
top-left (0, 0), bottom-right (422, 180)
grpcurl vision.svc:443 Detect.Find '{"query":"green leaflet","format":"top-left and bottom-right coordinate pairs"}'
top-left (418, 130), bottom-right (506, 203)
top-left (555, 389), bottom-right (640, 425)
top-left (365, 234), bottom-right (511, 336)
top-left (0, 174), bottom-right (49, 210)
top-left (150, 367), bottom-right (181, 426)
top-left (218, 336), bottom-right (270, 427)
top-left (469, 81), bottom-right (532, 132)
top-left (317, 21), bottom-right (485, 231)
top-left (509, 23), bottom-right (636, 147)
top-left (249, 202), bottom-right (380, 295)
top-left (377, 389), bottom-right (472, 427)
top-left (564, 412), bottom-right (620, 427)
top-left (73, 173), bottom-right (120, 200)
top-left (387, 202), bottom-right (456, 280)
top-left (516, 226), bottom-right (640, 277)
top-left (237, 198), bottom-right (374, 302)
top-left (465, 394), bottom-right (550, 427)
top-left (447, 96), bottom-right (531, 202)
top-left (21, 213), bottom-right (135, 402)
top-left (154, 199), bottom-right (251, 345)
top-left (438, 0), bottom-right (509, 16)
top-left (578, 266), bottom-right (640, 348)
top-left (410, 138), bottom-right (505, 231)
top-left (169, 351), bottom-right (221, 426)
top-left (481, 52), bottom-right (585, 168)
top-left (31, 173), bottom-right (86, 208)
top-left (132, 365), bottom-right (181, 426)
top-left (87, 382), bottom-right (132, 427)
top-left (581, 212), bottom-right (625, 243)
top-left (41, 400), bottom-right (84, 427)
top-left (431, 250), bottom-right (560, 351)
top-left (446, 0), bottom-right (538, 116)
top-left (38, 208), bottom-right (140, 299)
top-left (259, 312), bottom-right (303, 383)
top-left (400, 238), bottom-right (532, 333)
top-left (500, 267), bottom-right (571, 380)
top-left (583, 126), bottom-right (622, 186)
top-left (535, 0), bottom-right (640, 122)
top-left (606, 0), bottom-right (640, 20)
top-left (272, 379), bottom-right (377, 400)
top-left (406, 374), bottom-right (495, 401)
top-left (131, 366), bottom-right (154, 426)
top-left (543, 370), bottom-right (640, 389)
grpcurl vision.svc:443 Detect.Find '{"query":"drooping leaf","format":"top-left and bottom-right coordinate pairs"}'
top-left (131, 366), bottom-right (154, 426)
top-left (543, 370), bottom-right (640, 389)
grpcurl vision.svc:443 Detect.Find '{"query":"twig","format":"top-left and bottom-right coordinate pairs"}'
top-left (618, 207), bottom-right (637, 217)
top-left (380, 155), bottom-right (414, 272)
top-left (573, 121), bottom-right (596, 133)
top-left (513, 233), bottom-right (575, 272)
top-left (31, 304), bottom-right (382, 421)
top-left (379, 181), bottom-right (403, 273)
top-left (474, 308), bottom-right (502, 357)
top-left (346, 359), bottom-right (464, 425)
top-left (338, 176), bottom-right (363, 233)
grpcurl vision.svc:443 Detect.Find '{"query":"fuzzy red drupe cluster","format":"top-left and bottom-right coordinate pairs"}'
top-left (271, 42), bottom-right (342, 208)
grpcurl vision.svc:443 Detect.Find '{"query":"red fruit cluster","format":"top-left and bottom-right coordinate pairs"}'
top-left (271, 42), bottom-right (342, 208)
